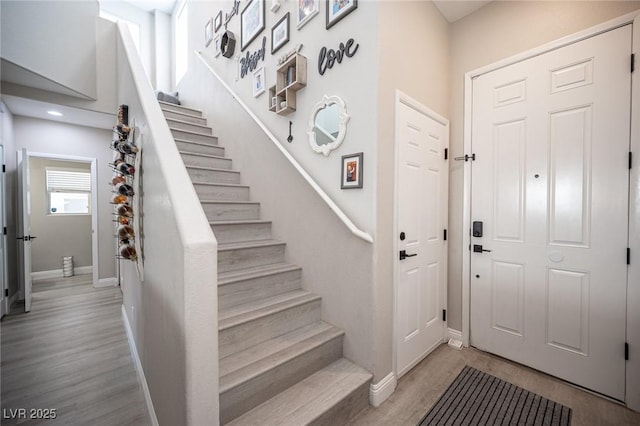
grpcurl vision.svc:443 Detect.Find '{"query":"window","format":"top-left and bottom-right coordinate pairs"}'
top-left (46, 168), bottom-right (91, 215)
top-left (175, 1), bottom-right (188, 84)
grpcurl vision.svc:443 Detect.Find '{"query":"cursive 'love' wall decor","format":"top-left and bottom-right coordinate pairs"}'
top-left (318, 38), bottom-right (359, 76)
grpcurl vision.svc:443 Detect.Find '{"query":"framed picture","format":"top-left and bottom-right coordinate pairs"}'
top-left (253, 66), bottom-right (266, 97)
top-left (271, 12), bottom-right (290, 54)
top-left (241, 0), bottom-right (265, 51)
top-left (214, 11), bottom-right (223, 32)
top-left (214, 34), bottom-right (221, 57)
top-left (326, 0), bottom-right (357, 29)
top-left (205, 18), bottom-right (214, 47)
top-left (341, 152), bottom-right (363, 189)
top-left (297, 0), bottom-right (319, 29)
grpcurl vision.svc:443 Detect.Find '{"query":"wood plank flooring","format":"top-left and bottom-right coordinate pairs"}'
top-left (1, 275), bottom-right (149, 425)
top-left (347, 344), bottom-right (640, 426)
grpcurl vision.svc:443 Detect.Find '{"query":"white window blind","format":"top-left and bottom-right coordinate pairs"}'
top-left (46, 169), bottom-right (91, 192)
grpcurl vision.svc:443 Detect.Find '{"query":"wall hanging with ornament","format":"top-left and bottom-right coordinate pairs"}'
top-left (110, 104), bottom-right (144, 280)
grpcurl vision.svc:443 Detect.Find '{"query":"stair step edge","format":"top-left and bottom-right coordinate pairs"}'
top-left (226, 358), bottom-right (372, 426)
top-left (218, 239), bottom-right (285, 251)
top-left (211, 220), bottom-right (271, 226)
top-left (218, 262), bottom-right (301, 285)
top-left (175, 138), bottom-right (220, 146)
top-left (179, 151), bottom-right (229, 160)
top-left (201, 200), bottom-right (259, 205)
top-left (165, 117), bottom-right (212, 129)
top-left (161, 108), bottom-right (205, 120)
top-left (186, 165), bottom-right (240, 173)
top-left (158, 101), bottom-right (202, 114)
top-left (170, 127), bottom-right (216, 138)
top-left (192, 182), bottom-right (249, 189)
top-left (219, 325), bottom-right (345, 393)
top-left (219, 291), bottom-right (321, 331)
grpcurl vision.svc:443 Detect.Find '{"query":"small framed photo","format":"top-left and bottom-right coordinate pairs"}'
top-left (214, 11), bottom-right (223, 32)
top-left (341, 152), bottom-right (363, 189)
top-left (214, 34), bottom-right (222, 57)
top-left (326, 0), bottom-right (357, 29)
top-left (205, 18), bottom-right (214, 47)
top-left (253, 66), bottom-right (266, 97)
top-left (271, 12), bottom-right (290, 54)
top-left (241, 0), bottom-right (265, 51)
top-left (297, 0), bottom-right (319, 29)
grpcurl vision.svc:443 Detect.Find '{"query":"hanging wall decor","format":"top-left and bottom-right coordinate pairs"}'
top-left (205, 18), bottom-right (214, 47)
top-left (271, 12), bottom-right (290, 54)
top-left (224, 0), bottom-right (241, 29)
top-left (326, 0), bottom-right (357, 29)
top-left (341, 152), bottom-right (363, 189)
top-left (221, 30), bottom-right (237, 58)
top-left (214, 11), bottom-right (223, 32)
top-left (318, 38), bottom-right (359, 75)
top-left (240, 36), bottom-right (266, 78)
top-left (241, 0), bottom-right (265, 51)
top-left (297, 0), bottom-right (319, 29)
top-left (110, 104), bottom-right (144, 280)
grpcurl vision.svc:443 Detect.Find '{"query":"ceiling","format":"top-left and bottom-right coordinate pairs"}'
top-left (103, 0), bottom-right (177, 14)
top-left (433, 0), bottom-right (493, 23)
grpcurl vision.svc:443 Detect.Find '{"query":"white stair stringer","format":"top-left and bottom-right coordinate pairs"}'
top-left (159, 102), bottom-right (372, 425)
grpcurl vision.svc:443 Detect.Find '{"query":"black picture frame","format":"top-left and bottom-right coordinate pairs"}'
top-left (214, 11), bottom-right (223, 32)
top-left (271, 12), bottom-right (290, 54)
top-left (241, 0), bottom-right (265, 52)
top-left (341, 152), bottom-right (363, 189)
top-left (326, 0), bottom-right (357, 29)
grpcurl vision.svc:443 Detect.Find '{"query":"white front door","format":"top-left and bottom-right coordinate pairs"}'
top-left (470, 25), bottom-right (631, 400)
top-left (17, 148), bottom-right (33, 313)
top-left (395, 95), bottom-right (448, 377)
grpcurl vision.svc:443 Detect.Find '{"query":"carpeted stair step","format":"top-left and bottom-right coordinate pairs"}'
top-left (171, 128), bottom-right (218, 144)
top-left (211, 220), bottom-right (272, 244)
top-left (192, 182), bottom-right (250, 201)
top-left (218, 290), bottom-right (321, 358)
top-left (218, 240), bottom-right (286, 273)
top-left (161, 108), bottom-right (207, 125)
top-left (218, 263), bottom-right (302, 310)
top-left (186, 165), bottom-right (241, 184)
top-left (226, 358), bottom-right (372, 426)
top-left (158, 101), bottom-right (202, 116)
top-left (219, 322), bottom-right (344, 424)
top-left (166, 118), bottom-right (213, 134)
top-left (201, 201), bottom-right (260, 221)
top-left (175, 139), bottom-right (224, 157)
top-left (180, 151), bottom-right (232, 169)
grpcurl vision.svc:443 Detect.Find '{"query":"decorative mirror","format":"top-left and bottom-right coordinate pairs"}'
top-left (308, 95), bottom-right (349, 156)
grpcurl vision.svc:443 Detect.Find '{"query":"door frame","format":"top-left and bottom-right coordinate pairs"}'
top-left (393, 90), bottom-right (449, 378)
top-left (0, 144), bottom-right (7, 317)
top-left (461, 11), bottom-right (640, 410)
top-left (27, 152), bottom-right (99, 288)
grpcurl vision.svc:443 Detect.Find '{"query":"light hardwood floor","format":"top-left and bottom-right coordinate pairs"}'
top-left (1, 275), bottom-right (149, 425)
top-left (348, 343), bottom-right (640, 426)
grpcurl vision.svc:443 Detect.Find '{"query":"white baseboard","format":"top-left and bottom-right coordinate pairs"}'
top-left (32, 266), bottom-right (93, 280)
top-left (447, 328), bottom-right (463, 341)
top-left (369, 371), bottom-right (397, 407)
top-left (121, 305), bottom-right (159, 426)
top-left (8, 292), bottom-right (18, 309)
top-left (95, 277), bottom-right (118, 288)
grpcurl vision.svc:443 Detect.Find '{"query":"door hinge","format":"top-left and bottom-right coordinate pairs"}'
top-left (454, 153), bottom-right (476, 162)
top-left (442, 309), bottom-right (447, 322)
top-left (444, 229), bottom-right (447, 241)
top-left (2, 164), bottom-right (5, 173)
top-left (3, 226), bottom-right (6, 235)
top-left (632, 53), bottom-right (636, 73)
top-left (4, 289), bottom-right (7, 297)
top-left (625, 342), bottom-right (629, 361)
top-left (630, 152), bottom-right (633, 170)
top-left (444, 148), bottom-right (448, 160)
top-left (628, 248), bottom-right (631, 265)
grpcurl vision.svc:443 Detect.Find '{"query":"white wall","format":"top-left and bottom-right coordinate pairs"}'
top-left (447, 0), bottom-right (640, 332)
top-left (28, 158), bottom-right (93, 272)
top-left (154, 10), bottom-right (172, 92)
top-left (1, 0), bottom-right (98, 100)
top-left (12, 117), bottom-right (115, 280)
top-left (374, 0), bottom-right (450, 383)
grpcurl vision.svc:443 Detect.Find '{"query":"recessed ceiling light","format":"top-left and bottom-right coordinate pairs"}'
top-left (47, 110), bottom-right (63, 117)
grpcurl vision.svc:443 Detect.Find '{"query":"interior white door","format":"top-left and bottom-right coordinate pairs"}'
top-left (17, 148), bottom-right (33, 313)
top-left (0, 145), bottom-right (6, 318)
top-left (395, 98), bottom-right (448, 377)
top-left (470, 26), bottom-right (631, 400)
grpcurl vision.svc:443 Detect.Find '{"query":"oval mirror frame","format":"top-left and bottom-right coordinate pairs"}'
top-left (307, 95), bottom-right (350, 156)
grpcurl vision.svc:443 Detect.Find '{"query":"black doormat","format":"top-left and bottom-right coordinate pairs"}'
top-left (418, 365), bottom-right (572, 425)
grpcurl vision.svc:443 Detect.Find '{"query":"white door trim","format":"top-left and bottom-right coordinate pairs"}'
top-left (0, 144), bottom-right (7, 317)
top-left (461, 11), bottom-right (640, 410)
top-left (28, 152), bottom-right (99, 288)
top-left (393, 89), bottom-right (449, 377)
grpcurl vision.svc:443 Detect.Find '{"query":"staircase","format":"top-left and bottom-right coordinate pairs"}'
top-left (159, 101), bottom-right (372, 425)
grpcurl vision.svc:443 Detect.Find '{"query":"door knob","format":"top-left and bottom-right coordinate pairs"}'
top-left (473, 244), bottom-right (491, 253)
top-left (399, 250), bottom-right (418, 260)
